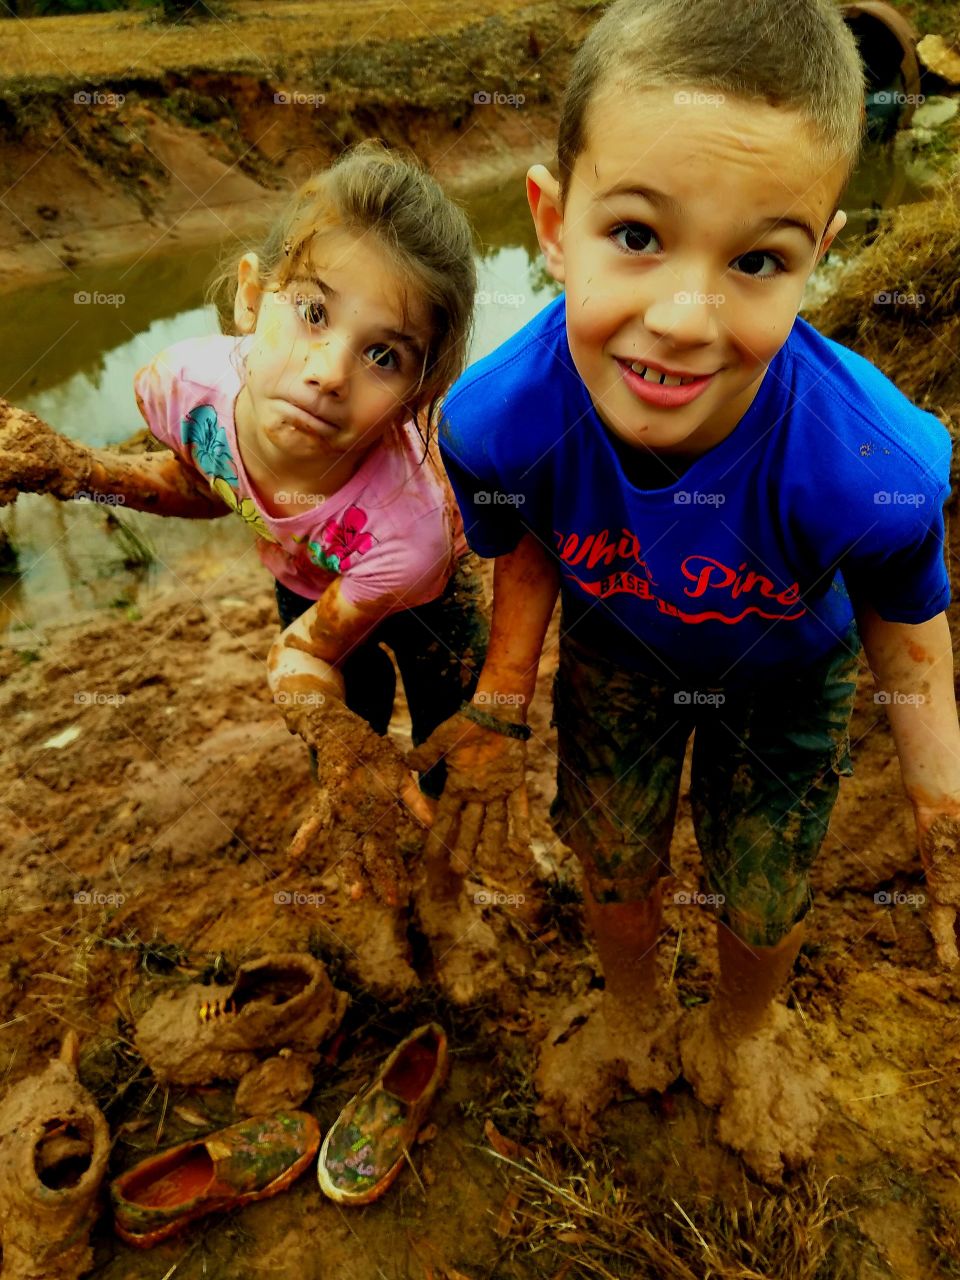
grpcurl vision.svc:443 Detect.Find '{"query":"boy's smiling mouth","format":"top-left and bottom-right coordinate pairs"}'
top-left (615, 356), bottom-right (716, 407)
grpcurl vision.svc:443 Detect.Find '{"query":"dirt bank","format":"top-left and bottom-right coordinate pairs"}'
top-left (0, 0), bottom-right (589, 293)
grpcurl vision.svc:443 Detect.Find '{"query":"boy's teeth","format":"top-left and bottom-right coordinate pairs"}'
top-left (630, 363), bottom-right (696, 387)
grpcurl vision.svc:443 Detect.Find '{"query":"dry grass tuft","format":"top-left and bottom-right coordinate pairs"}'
top-left (810, 176), bottom-right (960, 422)
top-left (488, 1145), bottom-right (863, 1280)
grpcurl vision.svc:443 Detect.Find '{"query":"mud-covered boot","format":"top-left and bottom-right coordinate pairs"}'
top-left (0, 1032), bottom-right (110, 1280)
top-left (134, 951), bottom-right (348, 1086)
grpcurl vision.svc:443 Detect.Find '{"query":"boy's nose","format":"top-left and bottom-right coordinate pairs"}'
top-left (643, 281), bottom-right (721, 347)
top-left (304, 336), bottom-right (350, 394)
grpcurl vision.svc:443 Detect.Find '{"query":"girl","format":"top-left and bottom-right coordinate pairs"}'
top-left (0, 142), bottom-right (489, 915)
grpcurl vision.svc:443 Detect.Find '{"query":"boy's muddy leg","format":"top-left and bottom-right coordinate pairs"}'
top-left (535, 880), bottom-right (681, 1137)
top-left (680, 919), bottom-right (829, 1183)
top-left (679, 632), bottom-right (858, 1180)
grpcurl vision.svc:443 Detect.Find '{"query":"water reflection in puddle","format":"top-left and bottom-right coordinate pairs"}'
top-left (0, 144), bottom-right (937, 636)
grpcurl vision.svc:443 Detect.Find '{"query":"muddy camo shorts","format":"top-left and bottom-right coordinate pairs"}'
top-left (549, 626), bottom-right (860, 946)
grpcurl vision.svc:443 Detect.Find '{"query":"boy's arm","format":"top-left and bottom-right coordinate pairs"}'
top-left (410, 531), bottom-right (560, 875)
top-left (857, 605), bottom-right (960, 966)
top-left (0, 399), bottom-right (227, 519)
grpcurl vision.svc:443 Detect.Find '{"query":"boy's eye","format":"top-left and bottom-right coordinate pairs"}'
top-left (734, 250), bottom-right (785, 279)
top-left (295, 296), bottom-right (326, 325)
top-left (612, 222), bottom-right (660, 255)
top-left (367, 344), bottom-right (400, 371)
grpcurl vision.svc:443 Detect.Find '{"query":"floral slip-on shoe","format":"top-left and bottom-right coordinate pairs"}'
top-left (317, 1023), bottom-right (448, 1206)
top-left (111, 1110), bottom-right (320, 1247)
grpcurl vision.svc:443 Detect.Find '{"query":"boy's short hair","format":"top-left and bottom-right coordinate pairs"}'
top-left (558, 0), bottom-right (866, 209)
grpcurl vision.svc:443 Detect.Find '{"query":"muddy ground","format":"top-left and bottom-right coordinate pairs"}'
top-left (3, 1), bottom-right (960, 1277)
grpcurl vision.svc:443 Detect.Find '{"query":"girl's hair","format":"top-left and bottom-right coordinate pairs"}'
top-left (207, 140), bottom-right (477, 442)
top-left (557, 0), bottom-right (866, 207)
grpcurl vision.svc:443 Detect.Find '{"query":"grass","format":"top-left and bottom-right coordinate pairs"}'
top-left (0, 0), bottom-right (562, 85)
top-left (489, 1146), bottom-right (870, 1280)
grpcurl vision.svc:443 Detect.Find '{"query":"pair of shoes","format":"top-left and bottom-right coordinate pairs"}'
top-left (115, 1022), bottom-right (450, 1243)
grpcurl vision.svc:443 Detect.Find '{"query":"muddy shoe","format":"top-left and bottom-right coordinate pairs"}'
top-left (317, 1023), bottom-right (448, 1205)
top-left (112, 1111), bottom-right (320, 1247)
top-left (0, 1032), bottom-right (110, 1280)
top-left (134, 952), bottom-right (348, 1086)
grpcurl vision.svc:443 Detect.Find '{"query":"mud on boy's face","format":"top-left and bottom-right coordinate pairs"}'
top-left (528, 87), bottom-right (849, 455)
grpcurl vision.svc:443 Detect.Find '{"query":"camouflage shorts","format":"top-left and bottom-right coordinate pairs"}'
top-left (550, 628), bottom-right (860, 946)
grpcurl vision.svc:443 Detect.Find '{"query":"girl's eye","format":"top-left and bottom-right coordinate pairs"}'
top-left (612, 222), bottom-right (660, 255)
top-left (296, 296), bottom-right (326, 325)
top-left (367, 344), bottom-right (400, 371)
top-left (734, 250), bottom-right (785, 279)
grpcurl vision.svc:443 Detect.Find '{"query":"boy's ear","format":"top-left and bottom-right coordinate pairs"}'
top-left (816, 209), bottom-right (847, 264)
top-left (527, 164), bottom-right (566, 283)
top-left (234, 252), bottom-right (262, 334)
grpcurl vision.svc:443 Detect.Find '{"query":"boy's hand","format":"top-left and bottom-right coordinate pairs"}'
top-left (0, 400), bottom-right (92, 506)
top-left (915, 805), bottom-right (960, 968)
top-left (407, 711), bottom-right (531, 878)
top-left (282, 700), bottom-right (431, 907)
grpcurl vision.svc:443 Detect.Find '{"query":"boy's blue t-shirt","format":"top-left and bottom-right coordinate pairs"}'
top-left (439, 295), bottom-right (952, 686)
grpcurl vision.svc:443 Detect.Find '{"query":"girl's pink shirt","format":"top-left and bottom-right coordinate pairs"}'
top-left (134, 335), bottom-right (467, 610)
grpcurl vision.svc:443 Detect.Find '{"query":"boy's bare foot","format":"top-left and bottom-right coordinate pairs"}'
top-left (534, 989), bottom-right (682, 1137)
top-left (680, 1001), bottom-right (829, 1182)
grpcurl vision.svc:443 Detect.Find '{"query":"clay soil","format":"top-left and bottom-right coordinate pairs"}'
top-left (3, 1), bottom-right (960, 1278)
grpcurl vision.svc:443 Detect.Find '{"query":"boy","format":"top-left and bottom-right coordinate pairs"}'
top-left (414, 0), bottom-right (960, 1178)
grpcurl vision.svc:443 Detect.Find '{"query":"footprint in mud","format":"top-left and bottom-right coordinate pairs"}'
top-left (534, 989), bottom-right (682, 1137)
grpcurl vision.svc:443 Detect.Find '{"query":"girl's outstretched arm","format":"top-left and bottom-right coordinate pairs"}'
top-left (267, 579), bottom-right (431, 905)
top-left (858, 605), bottom-right (960, 967)
top-left (0, 399), bottom-right (227, 519)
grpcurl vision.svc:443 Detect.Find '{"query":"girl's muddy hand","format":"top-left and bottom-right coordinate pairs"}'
top-left (288, 747), bottom-right (413, 908)
top-left (0, 399), bottom-right (91, 506)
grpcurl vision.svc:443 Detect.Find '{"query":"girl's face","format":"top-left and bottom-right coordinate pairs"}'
top-left (233, 228), bottom-right (433, 472)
